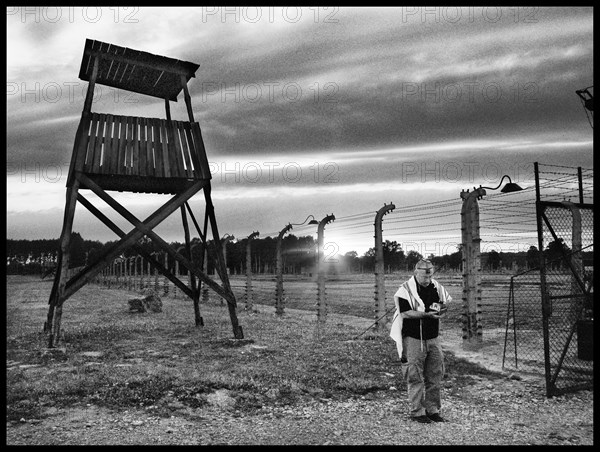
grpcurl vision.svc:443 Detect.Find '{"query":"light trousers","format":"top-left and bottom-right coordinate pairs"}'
top-left (401, 335), bottom-right (445, 417)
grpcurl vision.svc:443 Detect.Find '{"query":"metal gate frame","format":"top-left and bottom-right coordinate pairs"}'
top-left (534, 163), bottom-right (594, 397)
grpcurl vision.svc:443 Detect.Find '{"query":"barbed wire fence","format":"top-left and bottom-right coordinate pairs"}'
top-left (92, 164), bottom-right (591, 321)
top-left (90, 163), bottom-right (593, 386)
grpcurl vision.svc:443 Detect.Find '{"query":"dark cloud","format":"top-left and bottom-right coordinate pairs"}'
top-left (6, 7), bottom-right (594, 246)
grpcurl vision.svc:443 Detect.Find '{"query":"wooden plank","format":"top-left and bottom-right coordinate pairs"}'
top-left (104, 115), bottom-right (114, 174)
top-left (183, 123), bottom-right (201, 179)
top-left (84, 113), bottom-right (99, 172)
top-left (139, 117), bottom-right (148, 177)
top-left (134, 116), bottom-right (143, 177)
top-left (170, 121), bottom-right (185, 178)
top-left (103, 114), bottom-right (114, 174)
top-left (182, 121), bottom-right (195, 178)
top-left (165, 121), bottom-right (179, 178)
top-left (122, 116), bottom-right (129, 176)
top-left (127, 115), bottom-right (136, 175)
top-left (145, 118), bottom-right (154, 177)
top-left (144, 118), bottom-right (156, 176)
top-left (98, 114), bottom-right (109, 172)
top-left (85, 48), bottom-right (196, 78)
top-left (121, 116), bottom-right (129, 176)
top-left (108, 46), bottom-right (121, 84)
top-left (114, 115), bottom-right (125, 175)
top-left (140, 118), bottom-right (154, 176)
top-left (148, 119), bottom-right (157, 177)
top-left (111, 115), bottom-right (124, 174)
top-left (113, 58), bottom-right (125, 85)
top-left (120, 115), bottom-right (130, 175)
top-left (104, 48), bottom-right (115, 82)
top-left (152, 118), bottom-right (164, 178)
top-left (138, 117), bottom-right (145, 177)
top-left (77, 115), bottom-right (93, 175)
top-left (92, 113), bottom-right (106, 173)
top-left (82, 113), bottom-right (94, 172)
top-left (177, 121), bottom-right (194, 178)
top-left (159, 120), bottom-right (171, 178)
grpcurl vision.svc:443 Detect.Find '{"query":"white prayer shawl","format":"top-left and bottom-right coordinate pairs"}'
top-left (389, 277), bottom-right (452, 359)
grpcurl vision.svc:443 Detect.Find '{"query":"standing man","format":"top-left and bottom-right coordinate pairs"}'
top-left (389, 259), bottom-right (452, 423)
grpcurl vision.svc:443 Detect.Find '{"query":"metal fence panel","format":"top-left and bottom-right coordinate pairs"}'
top-left (537, 203), bottom-right (593, 396)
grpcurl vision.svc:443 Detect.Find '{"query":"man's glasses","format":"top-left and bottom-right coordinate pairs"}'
top-left (416, 259), bottom-right (433, 270)
top-left (415, 259), bottom-right (435, 274)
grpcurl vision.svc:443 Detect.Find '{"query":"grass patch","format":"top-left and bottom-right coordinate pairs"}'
top-left (6, 275), bottom-right (506, 422)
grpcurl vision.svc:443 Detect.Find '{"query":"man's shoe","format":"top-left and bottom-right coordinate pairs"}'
top-left (426, 412), bottom-right (445, 423)
top-left (411, 415), bottom-right (432, 424)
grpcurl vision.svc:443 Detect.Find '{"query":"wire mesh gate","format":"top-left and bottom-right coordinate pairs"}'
top-left (503, 248), bottom-right (593, 393)
top-left (533, 163), bottom-right (593, 397)
top-left (503, 268), bottom-right (545, 375)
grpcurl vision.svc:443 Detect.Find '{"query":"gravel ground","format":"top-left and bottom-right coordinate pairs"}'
top-left (6, 357), bottom-right (593, 445)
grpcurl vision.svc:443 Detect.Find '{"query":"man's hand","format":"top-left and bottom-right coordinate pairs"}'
top-left (427, 304), bottom-right (447, 318)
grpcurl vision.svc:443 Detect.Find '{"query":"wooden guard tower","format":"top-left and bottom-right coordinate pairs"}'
top-left (46, 39), bottom-right (243, 347)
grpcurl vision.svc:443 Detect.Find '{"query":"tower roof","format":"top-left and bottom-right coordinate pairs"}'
top-left (78, 39), bottom-right (200, 102)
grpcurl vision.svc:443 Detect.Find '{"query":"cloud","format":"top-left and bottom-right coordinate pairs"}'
top-left (8, 7), bottom-right (594, 164)
top-left (6, 6), bottom-right (594, 252)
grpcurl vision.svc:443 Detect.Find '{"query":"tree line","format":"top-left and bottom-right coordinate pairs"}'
top-left (7, 234), bottom-right (589, 276)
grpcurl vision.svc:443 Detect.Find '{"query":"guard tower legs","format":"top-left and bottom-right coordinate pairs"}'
top-left (203, 184), bottom-right (243, 339)
top-left (45, 180), bottom-right (80, 347)
top-left (181, 205), bottom-right (202, 326)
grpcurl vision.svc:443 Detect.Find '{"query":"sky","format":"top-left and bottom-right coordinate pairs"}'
top-left (6, 6), bottom-right (594, 257)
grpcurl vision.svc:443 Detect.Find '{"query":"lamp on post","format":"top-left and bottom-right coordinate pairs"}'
top-left (276, 215), bottom-right (319, 315)
top-left (480, 175), bottom-right (524, 194)
top-left (460, 175), bottom-right (523, 347)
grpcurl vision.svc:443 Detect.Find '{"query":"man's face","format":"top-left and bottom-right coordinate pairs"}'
top-left (414, 268), bottom-right (433, 287)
